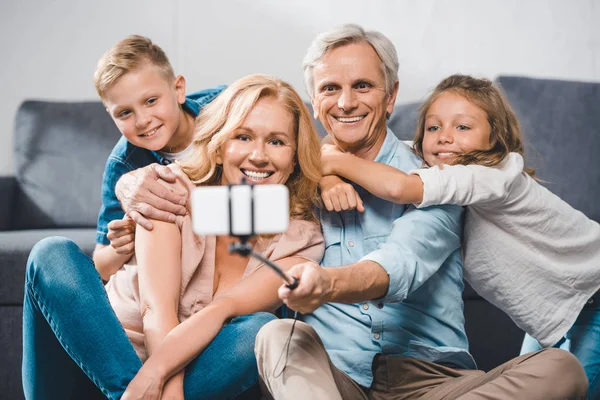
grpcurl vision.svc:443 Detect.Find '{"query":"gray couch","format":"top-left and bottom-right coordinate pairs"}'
top-left (2, 76), bottom-right (599, 399)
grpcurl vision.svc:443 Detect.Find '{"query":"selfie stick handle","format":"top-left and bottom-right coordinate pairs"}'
top-left (229, 242), bottom-right (299, 290)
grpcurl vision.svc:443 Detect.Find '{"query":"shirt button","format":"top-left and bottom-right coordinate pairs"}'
top-left (362, 303), bottom-right (369, 310)
top-left (348, 241), bottom-right (355, 247)
top-left (161, 158), bottom-right (171, 165)
top-left (373, 333), bottom-right (380, 340)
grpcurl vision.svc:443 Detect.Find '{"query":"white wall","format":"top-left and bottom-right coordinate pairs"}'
top-left (1, 0), bottom-right (598, 176)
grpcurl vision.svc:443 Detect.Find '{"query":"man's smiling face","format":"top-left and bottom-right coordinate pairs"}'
top-left (311, 41), bottom-right (398, 158)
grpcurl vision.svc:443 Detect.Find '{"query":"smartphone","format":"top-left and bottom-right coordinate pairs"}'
top-left (191, 184), bottom-right (289, 236)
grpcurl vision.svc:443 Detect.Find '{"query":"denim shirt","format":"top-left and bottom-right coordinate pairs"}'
top-left (96, 86), bottom-right (226, 245)
top-left (302, 129), bottom-right (475, 388)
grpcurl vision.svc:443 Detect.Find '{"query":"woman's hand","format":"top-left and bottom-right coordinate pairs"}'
top-left (320, 175), bottom-right (364, 212)
top-left (159, 374), bottom-right (185, 400)
top-left (121, 364), bottom-right (166, 400)
top-left (106, 215), bottom-right (136, 256)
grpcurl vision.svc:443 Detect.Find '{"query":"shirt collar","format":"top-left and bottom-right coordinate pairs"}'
top-left (372, 127), bottom-right (400, 165)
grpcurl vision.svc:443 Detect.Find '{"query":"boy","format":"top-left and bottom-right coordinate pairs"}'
top-left (92, 35), bottom-right (224, 281)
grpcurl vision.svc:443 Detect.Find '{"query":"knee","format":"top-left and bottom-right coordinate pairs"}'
top-left (26, 236), bottom-right (84, 288)
top-left (542, 348), bottom-right (588, 397)
top-left (255, 319), bottom-right (318, 357)
top-left (255, 319), bottom-right (295, 354)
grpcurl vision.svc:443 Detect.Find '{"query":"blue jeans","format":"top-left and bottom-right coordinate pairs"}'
top-left (520, 295), bottom-right (600, 400)
top-left (22, 236), bottom-right (275, 400)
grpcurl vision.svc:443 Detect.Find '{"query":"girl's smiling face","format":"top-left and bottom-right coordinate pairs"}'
top-left (422, 91), bottom-right (492, 167)
top-left (217, 95), bottom-right (297, 186)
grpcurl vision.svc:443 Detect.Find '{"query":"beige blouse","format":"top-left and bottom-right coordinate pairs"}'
top-left (105, 167), bottom-right (325, 361)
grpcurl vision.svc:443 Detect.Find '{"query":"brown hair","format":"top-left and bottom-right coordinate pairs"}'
top-left (413, 74), bottom-right (534, 175)
top-left (93, 35), bottom-right (175, 98)
top-left (179, 74), bottom-right (322, 223)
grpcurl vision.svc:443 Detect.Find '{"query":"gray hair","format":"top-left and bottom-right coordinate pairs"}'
top-left (302, 23), bottom-right (399, 99)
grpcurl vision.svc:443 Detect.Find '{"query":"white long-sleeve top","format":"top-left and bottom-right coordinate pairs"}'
top-left (411, 152), bottom-right (600, 347)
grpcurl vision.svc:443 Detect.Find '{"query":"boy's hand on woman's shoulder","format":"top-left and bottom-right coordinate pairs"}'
top-left (115, 163), bottom-right (188, 230)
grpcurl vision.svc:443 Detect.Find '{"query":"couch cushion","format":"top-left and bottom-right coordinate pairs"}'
top-left (0, 177), bottom-right (17, 230)
top-left (497, 76), bottom-right (600, 222)
top-left (0, 229), bottom-right (96, 304)
top-left (13, 101), bottom-right (121, 229)
top-left (388, 102), bottom-right (421, 141)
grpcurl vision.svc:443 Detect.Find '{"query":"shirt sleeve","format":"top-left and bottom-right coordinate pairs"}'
top-left (360, 203), bottom-right (464, 303)
top-left (184, 85), bottom-right (227, 116)
top-left (96, 156), bottom-right (134, 245)
top-left (411, 153), bottom-right (524, 208)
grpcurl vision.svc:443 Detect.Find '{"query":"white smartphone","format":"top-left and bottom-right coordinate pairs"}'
top-left (191, 184), bottom-right (289, 236)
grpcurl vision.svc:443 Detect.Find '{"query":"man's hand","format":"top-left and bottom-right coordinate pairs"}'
top-left (115, 164), bottom-right (187, 230)
top-left (278, 262), bottom-right (333, 314)
top-left (106, 215), bottom-right (136, 256)
top-left (320, 175), bottom-right (364, 213)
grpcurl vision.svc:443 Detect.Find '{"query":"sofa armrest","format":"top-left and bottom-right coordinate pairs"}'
top-left (0, 176), bottom-right (17, 230)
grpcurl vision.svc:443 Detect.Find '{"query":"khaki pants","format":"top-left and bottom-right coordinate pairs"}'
top-left (255, 320), bottom-right (588, 400)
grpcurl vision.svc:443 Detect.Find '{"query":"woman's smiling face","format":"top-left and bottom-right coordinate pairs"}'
top-left (217, 95), bottom-right (297, 186)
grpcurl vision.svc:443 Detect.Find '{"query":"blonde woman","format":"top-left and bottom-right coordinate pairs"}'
top-left (23, 74), bottom-right (324, 400)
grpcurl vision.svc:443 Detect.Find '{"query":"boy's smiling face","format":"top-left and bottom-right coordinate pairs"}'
top-left (102, 62), bottom-right (191, 153)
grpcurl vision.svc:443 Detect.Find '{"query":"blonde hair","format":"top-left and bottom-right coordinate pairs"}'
top-left (93, 35), bottom-right (175, 98)
top-left (180, 74), bottom-right (322, 223)
top-left (414, 74), bottom-right (534, 176)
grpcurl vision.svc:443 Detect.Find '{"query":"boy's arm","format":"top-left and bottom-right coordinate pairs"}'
top-left (93, 156), bottom-right (133, 280)
top-left (93, 244), bottom-right (132, 281)
top-left (323, 148), bottom-right (424, 204)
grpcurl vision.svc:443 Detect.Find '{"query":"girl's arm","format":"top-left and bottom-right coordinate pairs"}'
top-left (323, 146), bottom-right (424, 204)
top-left (122, 256), bottom-right (307, 398)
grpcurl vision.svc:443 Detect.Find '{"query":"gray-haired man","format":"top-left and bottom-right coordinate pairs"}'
top-left (254, 24), bottom-right (587, 400)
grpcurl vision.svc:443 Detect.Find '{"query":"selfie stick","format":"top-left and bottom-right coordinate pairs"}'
top-left (227, 179), bottom-right (299, 290)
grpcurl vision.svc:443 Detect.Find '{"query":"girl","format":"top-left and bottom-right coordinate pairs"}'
top-left (319, 74), bottom-right (600, 397)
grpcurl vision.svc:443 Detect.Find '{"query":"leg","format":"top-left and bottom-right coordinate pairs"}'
top-left (444, 349), bottom-right (588, 400)
top-left (23, 282), bottom-right (106, 400)
top-left (562, 303), bottom-right (600, 399)
top-left (521, 303), bottom-right (600, 399)
top-left (254, 319), bottom-right (367, 400)
top-left (182, 312), bottom-right (277, 400)
top-left (22, 237), bottom-right (143, 400)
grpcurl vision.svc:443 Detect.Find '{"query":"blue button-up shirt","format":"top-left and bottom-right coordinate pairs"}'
top-left (303, 129), bottom-right (475, 388)
top-left (96, 86), bottom-right (226, 244)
